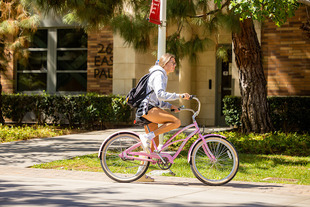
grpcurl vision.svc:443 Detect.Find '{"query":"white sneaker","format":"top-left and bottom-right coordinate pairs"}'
top-left (139, 134), bottom-right (152, 154)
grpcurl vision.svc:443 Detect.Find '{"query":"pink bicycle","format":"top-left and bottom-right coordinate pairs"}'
top-left (98, 97), bottom-right (239, 186)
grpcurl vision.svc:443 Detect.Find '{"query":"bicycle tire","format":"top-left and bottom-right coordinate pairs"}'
top-left (100, 133), bottom-right (150, 183)
top-left (190, 137), bottom-right (239, 186)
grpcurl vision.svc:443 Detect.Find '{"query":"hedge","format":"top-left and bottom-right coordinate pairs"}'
top-left (222, 131), bottom-right (310, 156)
top-left (223, 96), bottom-right (310, 133)
top-left (1, 93), bottom-right (133, 129)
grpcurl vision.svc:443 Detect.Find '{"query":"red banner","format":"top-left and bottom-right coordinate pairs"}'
top-left (149, 0), bottom-right (161, 25)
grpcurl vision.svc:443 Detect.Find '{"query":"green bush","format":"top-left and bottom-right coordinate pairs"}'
top-left (1, 93), bottom-right (133, 129)
top-left (0, 124), bottom-right (70, 143)
top-left (223, 96), bottom-right (310, 133)
top-left (2, 94), bottom-right (35, 123)
top-left (222, 131), bottom-right (310, 156)
top-left (223, 96), bottom-right (242, 128)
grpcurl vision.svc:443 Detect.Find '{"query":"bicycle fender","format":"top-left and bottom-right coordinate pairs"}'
top-left (187, 134), bottom-right (227, 163)
top-left (98, 130), bottom-right (140, 159)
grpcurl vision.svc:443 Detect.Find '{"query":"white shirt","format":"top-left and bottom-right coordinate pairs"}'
top-left (141, 65), bottom-right (180, 109)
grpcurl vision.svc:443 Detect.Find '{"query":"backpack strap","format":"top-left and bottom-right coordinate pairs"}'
top-left (144, 69), bottom-right (165, 108)
top-left (146, 69), bottom-right (165, 95)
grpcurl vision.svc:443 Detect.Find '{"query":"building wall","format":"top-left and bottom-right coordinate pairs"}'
top-left (87, 28), bottom-right (113, 94)
top-left (113, 33), bottom-right (138, 95)
top-left (262, 6), bottom-right (310, 96)
top-left (112, 29), bottom-right (233, 126)
top-left (193, 47), bottom-right (217, 126)
top-left (112, 33), bottom-right (175, 97)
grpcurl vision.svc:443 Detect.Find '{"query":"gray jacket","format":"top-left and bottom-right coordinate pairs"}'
top-left (141, 65), bottom-right (180, 109)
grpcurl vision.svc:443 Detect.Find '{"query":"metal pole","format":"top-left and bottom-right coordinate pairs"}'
top-left (158, 0), bottom-right (167, 146)
top-left (157, 0), bottom-right (166, 58)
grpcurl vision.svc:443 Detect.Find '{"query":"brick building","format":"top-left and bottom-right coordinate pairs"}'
top-left (262, 5), bottom-right (310, 96)
top-left (1, 6), bottom-right (309, 126)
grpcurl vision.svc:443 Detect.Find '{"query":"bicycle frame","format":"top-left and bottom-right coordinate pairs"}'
top-left (120, 121), bottom-right (216, 165)
top-left (119, 97), bottom-right (218, 165)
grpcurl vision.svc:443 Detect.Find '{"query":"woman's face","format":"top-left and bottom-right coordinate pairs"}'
top-left (164, 58), bottom-right (176, 74)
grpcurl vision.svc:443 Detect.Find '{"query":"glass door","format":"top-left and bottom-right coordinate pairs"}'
top-left (215, 45), bottom-right (232, 126)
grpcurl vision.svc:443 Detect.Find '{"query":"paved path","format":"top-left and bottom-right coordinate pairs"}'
top-left (0, 128), bottom-right (145, 167)
top-left (1, 127), bottom-right (310, 206)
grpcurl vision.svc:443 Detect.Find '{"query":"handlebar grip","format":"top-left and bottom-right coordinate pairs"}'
top-left (190, 95), bottom-right (196, 100)
top-left (181, 95), bottom-right (196, 99)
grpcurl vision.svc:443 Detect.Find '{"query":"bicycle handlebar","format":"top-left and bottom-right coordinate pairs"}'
top-left (171, 95), bottom-right (201, 121)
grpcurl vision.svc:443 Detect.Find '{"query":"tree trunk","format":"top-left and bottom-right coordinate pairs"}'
top-left (232, 19), bottom-right (273, 133)
top-left (0, 76), bottom-right (5, 124)
top-left (299, 0), bottom-right (310, 6)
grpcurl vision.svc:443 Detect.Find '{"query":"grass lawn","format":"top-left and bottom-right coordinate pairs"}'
top-left (32, 153), bottom-right (310, 185)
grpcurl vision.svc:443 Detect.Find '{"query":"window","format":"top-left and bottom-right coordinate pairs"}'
top-left (56, 29), bottom-right (87, 92)
top-left (17, 28), bottom-right (87, 93)
top-left (17, 30), bottom-right (48, 91)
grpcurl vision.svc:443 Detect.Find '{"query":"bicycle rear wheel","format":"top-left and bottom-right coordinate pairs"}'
top-left (100, 133), bottom-right (150, 183)
top-left (190, 137), bottom-right (239, 186)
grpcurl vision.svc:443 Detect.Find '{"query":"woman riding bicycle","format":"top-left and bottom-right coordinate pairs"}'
top-left (137, 53), bottom-right (190, 154)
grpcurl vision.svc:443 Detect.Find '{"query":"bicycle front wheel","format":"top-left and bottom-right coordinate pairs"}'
top-left (100, 133), bottom-right (150, 183)
top-left (190, 137), bottom-right (239, 186)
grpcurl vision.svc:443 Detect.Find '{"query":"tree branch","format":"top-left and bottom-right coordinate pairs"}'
top-left (190, 1), bottom-right (230, 18)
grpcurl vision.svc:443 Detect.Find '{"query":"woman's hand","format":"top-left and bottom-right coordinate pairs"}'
top-left (180, 93), bottom-right (190, 100)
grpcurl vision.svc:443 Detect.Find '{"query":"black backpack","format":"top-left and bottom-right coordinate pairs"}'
top-left (126, 70), bottom-right (162, 108)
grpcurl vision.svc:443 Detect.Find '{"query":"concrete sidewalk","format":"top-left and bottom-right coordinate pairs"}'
top-left (0, 127), bottom-right (145, 167)
top-left (0, 127), bottom-right (310, 207)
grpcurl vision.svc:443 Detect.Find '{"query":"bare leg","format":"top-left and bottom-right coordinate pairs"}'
top-left (142, 107), bottom-right (181, 137)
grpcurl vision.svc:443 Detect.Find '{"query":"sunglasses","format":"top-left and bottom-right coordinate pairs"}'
top-left (169, 60), bottom-right (176, 66)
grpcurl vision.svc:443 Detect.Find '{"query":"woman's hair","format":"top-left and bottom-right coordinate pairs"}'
top-left (158, 53), bottom-right (175, 68)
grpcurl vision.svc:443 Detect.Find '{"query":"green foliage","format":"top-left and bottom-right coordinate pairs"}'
top-left (0, 0), bottom-right (40, 64)
top-left (268, 96), bottom-right (310, 132)
top-left (223, 96), bottom-right (310, 133)
top-left (215, 0), bottom-right (300, 26)
top-left (223, 96), bottom-right (242, 127)
top-left (2, 93), bottom-right (34, 123)
top-left (221, 131), bottom-right (310, 156)
top-left (164, 131), bottom-right (310, 157)
top-left (164, 133), bottom-right (198, 152)
top-left (28, 0), bottom-right (122, 30)
top-left (0, 124), bottom-right (69, 143)
top-left (111, 14), bottom-right (155, 52)
top-left (1, 93), bottom-right (133, 129)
